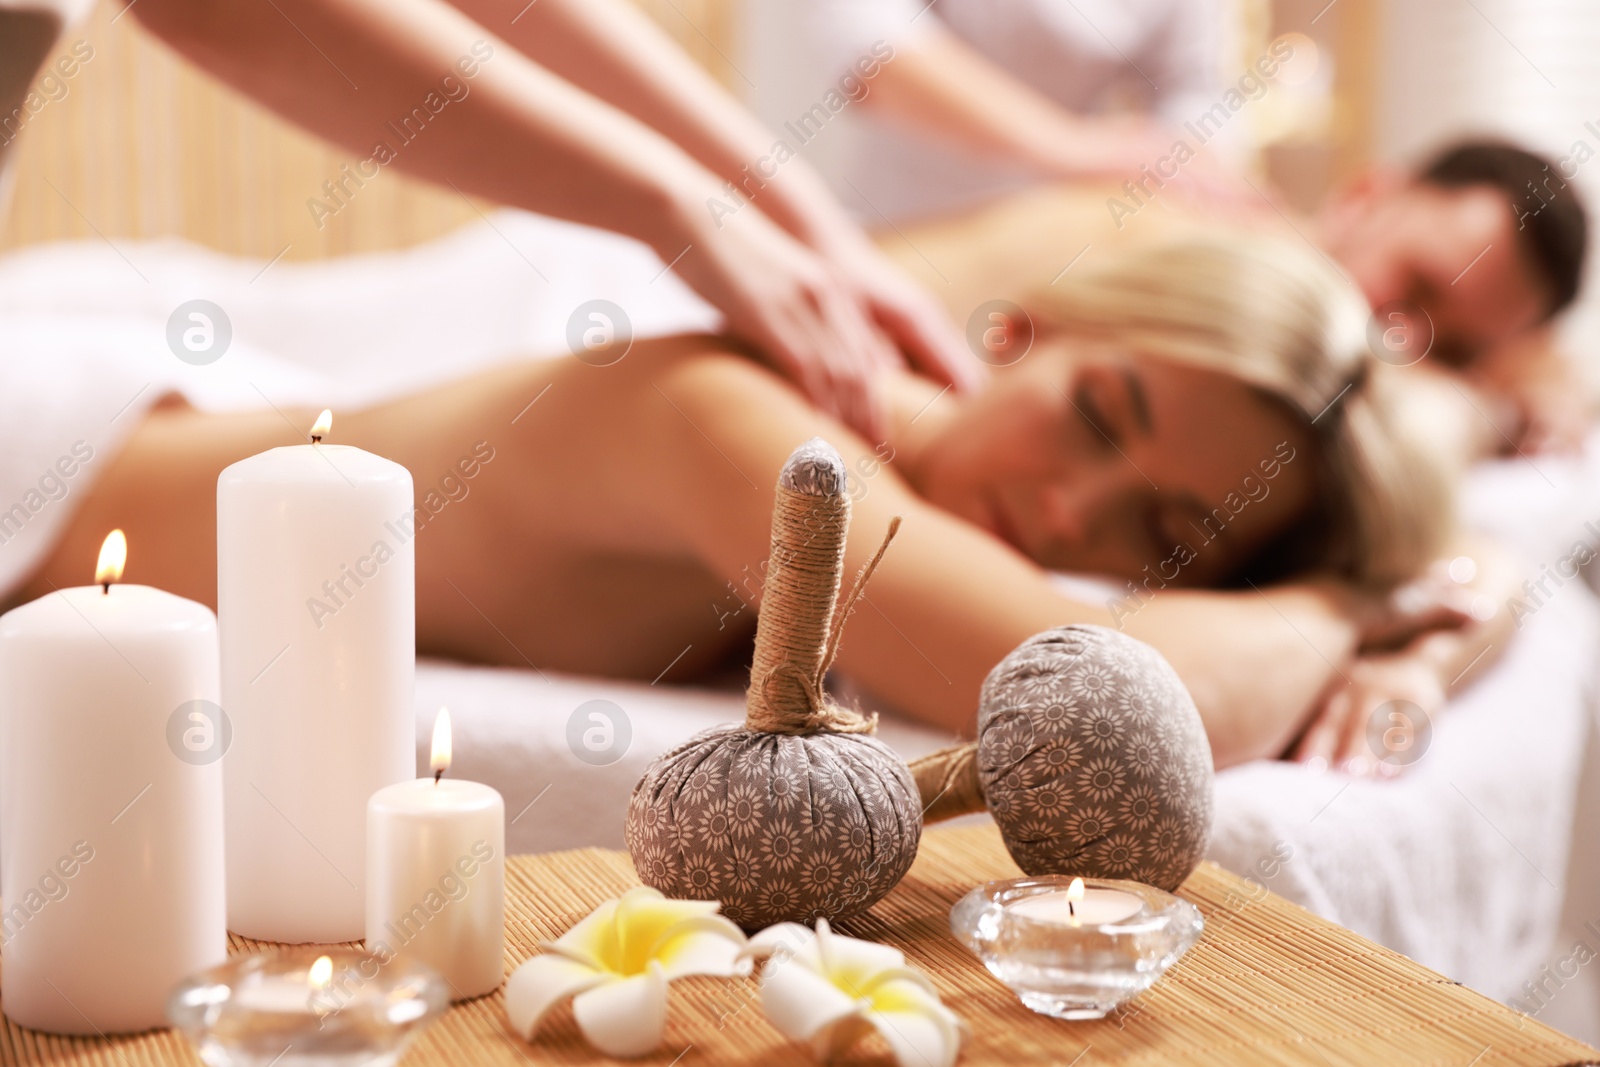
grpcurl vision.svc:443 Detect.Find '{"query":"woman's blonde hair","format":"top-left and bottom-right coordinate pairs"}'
top-left (1030, 234), bottom-right (1451, 587)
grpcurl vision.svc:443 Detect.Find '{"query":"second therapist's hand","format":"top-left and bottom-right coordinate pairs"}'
top-left (664, 199), bottom-right (898, 441)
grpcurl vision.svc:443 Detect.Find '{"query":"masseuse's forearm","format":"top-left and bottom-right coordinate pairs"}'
top-left (132, 0), bottom-right (717, 255)
top-left (453, 0), bottom-right (857, 251)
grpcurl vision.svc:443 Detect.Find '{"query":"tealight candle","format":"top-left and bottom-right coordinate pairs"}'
top-left (1007, 877), bottom-right (1144, 926)
top-left (219, 410), bottom-right (416, 943)
top-left (952, 876), bottom-right (1203, 1020)
top-left (366, 708), bottom-right (505, 1000)
top-left (168, 947), bottom-right (449, 1066)
top-left (0, 532), bottom-right (227, 1034)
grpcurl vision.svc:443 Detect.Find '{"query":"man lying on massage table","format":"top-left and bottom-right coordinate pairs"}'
top-left (8, 236), bottom-right (1511, 778)
top-left (877, 139), bottom-right (1589, 455)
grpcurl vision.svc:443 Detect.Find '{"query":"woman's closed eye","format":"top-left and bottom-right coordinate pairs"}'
top-left (1071, 377), bottom-right (1123, 451)
top-left (1069, 363), bottom-right (1151, 454)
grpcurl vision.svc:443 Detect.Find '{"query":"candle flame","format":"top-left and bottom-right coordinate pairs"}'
top-left (308, 955), bottom-right (333, 990)
top-left (1066, 877), bottom-right (1084, 925)
top-left (430, 706), bottom-right (452, 779)
top-left (95, 530), bottom-right (127, 587)
top-left (310, 409), bottom-right (333, 442)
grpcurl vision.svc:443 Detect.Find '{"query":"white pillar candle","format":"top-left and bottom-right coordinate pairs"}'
top-left (367, 708), bottom-right (504, 999)
top-left (0, 531), bottom-right (226, 1034)
top-left (219, 411), bottom-right (415, 943)
top-left (1009, 878), bottom-right (1144, 927)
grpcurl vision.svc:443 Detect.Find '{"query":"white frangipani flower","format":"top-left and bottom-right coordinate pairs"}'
top-left (504, 887), bottom-right (749, 1058)
top-left (744, 919), bottom-right (966, 1067)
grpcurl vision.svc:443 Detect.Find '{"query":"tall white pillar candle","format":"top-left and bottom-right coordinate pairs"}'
top-left (367, 708), bottom-right (504, 999)
top-left (219, 411), bottom-right (415, 943)
top-left (0, 531), bottom-right (227, 1034)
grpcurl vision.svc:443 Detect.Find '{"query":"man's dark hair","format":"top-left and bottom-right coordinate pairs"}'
top-left (1418, 140), bottom-right (1587, 318)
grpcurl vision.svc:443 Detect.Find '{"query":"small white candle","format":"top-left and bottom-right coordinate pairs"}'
top-left (1009, 878), bottom-right (1144, 927)
top-left (229, 955), bottom-right (336, 1014)
top-left (219, 410), bottom-right (416, 943)
top-left (0, 532), bottom-right (227, 1034)
top-left (366, 708), bottom-right (504, 1000)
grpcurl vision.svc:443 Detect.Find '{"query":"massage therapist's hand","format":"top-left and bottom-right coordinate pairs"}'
top-left (816, 228), bottom-right (986, 396)
top-left (1293, 651), bottom-right (1446, 777)
top-left (667, 199), bottom-right (903, 441)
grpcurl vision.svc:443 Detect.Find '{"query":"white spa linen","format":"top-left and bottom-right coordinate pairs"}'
top-left (0, 212), bottom-right (718, 600)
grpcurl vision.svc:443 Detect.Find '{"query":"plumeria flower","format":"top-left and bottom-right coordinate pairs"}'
top-left (744, 919), bottom-right (966, 1067)
top-left (504, 887), bottom-right (749, 1058)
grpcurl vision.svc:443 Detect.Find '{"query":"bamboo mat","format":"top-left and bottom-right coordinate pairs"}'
top-left (0, 824), bottom-right (1594, 1066)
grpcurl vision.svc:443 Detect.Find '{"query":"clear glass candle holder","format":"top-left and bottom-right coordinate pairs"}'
top-left (951, 876), bottom-right (1203, 1020)
top-left (167, 947), bottom-right (450, 1067)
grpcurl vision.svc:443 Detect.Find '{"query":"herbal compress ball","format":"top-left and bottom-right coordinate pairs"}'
top-left (913, 625), bottom-right (1214, 891)
top-left (625, 439), bottom-right (920, 930)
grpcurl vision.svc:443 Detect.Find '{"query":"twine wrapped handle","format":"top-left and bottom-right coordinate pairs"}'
top-left (746, 438), bottom-right (900, 736)
top-left (908, 743), bottom-right (987, 822)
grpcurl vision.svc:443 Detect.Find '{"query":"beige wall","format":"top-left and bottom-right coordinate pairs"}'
top-left (0, 0), bottom-right (738, 259)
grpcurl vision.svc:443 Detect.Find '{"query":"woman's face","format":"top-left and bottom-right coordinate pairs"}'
top-left (911, 341), bottom-right (1317, 586)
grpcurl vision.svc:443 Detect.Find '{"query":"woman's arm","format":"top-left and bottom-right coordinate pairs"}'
top-left (1291, 536), bottom-right (1516, 772)
top-left (644, 353), bottom-right (1378, 768)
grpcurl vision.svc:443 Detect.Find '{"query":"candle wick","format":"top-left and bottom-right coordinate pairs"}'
top-left (101, 582), bottom-right (110, 595)
top-left (311, 435), bottom-right (323, 444)
top-left (433, 769), bottom-right (443, 785)
top-left (1068, 900), bottom-right (1075, 919)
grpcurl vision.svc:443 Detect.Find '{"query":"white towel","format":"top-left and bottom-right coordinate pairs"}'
top-left (0, 211), bottom-right (719, 598)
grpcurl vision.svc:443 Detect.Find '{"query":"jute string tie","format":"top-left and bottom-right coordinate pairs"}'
top-left (744, 443), bottom-right (901, 736)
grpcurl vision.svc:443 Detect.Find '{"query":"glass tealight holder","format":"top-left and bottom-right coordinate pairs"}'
top-left (950, 876), bottom-right (1203, 1020)
top-left (167, 947), bottom-right (450, 1067)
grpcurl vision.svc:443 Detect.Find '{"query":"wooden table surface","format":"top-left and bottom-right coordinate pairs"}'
top-left (1, 823), bottom-right (1594, 1066)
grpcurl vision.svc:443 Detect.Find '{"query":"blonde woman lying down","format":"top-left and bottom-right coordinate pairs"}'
top-left (11, 236), bottom-right (1506, 771)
